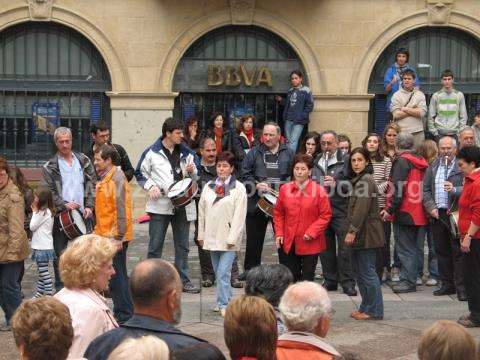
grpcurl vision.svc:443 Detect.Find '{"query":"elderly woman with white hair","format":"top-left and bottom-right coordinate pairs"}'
top-left (276, 281), bottom-right (341, 359)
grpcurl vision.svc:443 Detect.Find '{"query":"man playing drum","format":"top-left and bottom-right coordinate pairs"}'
top-left (93, 144), bottom-right (134, 323)
top-left (135, 117), bottom-right (200, 294)
top-left (41, 127), bottom-right (96, 291)
top-left (239, 122), bottom-right (294, 279)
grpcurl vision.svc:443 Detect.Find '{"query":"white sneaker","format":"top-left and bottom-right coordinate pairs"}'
top-left (213, 306), bottom-right (220, 313)
top-left (425, 278), bottom-right (438, 286)
top-left (391, 268), bottom-right (400, 282)
top-left (416, 277), bottom-right (423, 286)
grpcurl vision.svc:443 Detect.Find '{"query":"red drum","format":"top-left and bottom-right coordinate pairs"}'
top-left (167, 178), bottom-right (198, 207)
top-left (59, 209), bottom-right (87, 240)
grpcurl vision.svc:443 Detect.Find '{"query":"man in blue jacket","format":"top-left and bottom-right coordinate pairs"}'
top-left (278, 70), bottom-right (314, 153)
top-left (384, 48), bottom-right (419, 119)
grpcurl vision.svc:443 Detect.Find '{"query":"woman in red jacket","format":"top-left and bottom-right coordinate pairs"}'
top-left (274, 154), bottom-right (332, 281)
top-left (456, 145), bottom-right (480, 328)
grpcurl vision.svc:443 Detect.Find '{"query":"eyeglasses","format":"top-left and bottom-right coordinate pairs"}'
top-left (321, 141), bottom-right (332, 146)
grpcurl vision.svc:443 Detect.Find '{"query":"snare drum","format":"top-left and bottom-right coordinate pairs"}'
top-left (167, 178), bottom-right (198, 207)
top-left (257, 193), bottom-right (277, 218)
top-left (59, 209), bottom-right (87, 240)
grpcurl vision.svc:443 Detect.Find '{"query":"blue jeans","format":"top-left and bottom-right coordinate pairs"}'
top-left (394, 223), bottom-right (425, 286)
top-left (417, 225), bottom-right (438, 279)
top-left (0, 261), bottom-right (23, 323)
top-left (284, 120), bottom-right (304, 153)
top-left (148, 209), bottom-right (191, 284)
top-left (352, 249), bottom-right (384, 318)
top-left (210, 251), bottom-right (236, 309)
top-left (109, 242), bottom-right (133, 324)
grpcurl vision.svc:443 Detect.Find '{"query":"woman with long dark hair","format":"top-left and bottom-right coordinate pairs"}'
top-left (297, 131), bottom-right (319, 157)
top-left (345, 147), bottom-right (385, 320)
top-left (362, 133), bottom-right (392, 281)
top-left (236, 114), bottom-right (260, 154)
top-left (183, 116), bottom-right (201, 154)
top-left (202, 112), bottom-right (243, 167)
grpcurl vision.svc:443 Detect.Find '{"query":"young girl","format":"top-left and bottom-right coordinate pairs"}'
top-left (30, 186), bottom-right (56, 298)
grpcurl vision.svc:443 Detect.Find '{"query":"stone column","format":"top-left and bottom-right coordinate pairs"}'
top-left (310, 95), bottom-right (373, 147)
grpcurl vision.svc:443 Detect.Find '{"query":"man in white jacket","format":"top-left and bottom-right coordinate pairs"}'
top-left (135, 118), bottom-right (200, 294)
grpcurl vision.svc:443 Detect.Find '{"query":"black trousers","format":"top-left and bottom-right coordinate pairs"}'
top-left (464, 239), bottom-right (480, 324)
top-left (319, 216), bottom-right (355, 287)
top-left (244, 210), bottom-right (271, 271)
top-left (375, 221), bottom-right (391, 278)
top-left (278, 245), bottom-right (318, 282)
top-left (52, 217), bottom-right (69, 290)
top-left (432, 210), bottom-right (464, 291)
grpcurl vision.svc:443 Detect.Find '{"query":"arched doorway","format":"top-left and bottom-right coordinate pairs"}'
top-left (172, 25), bottom-right (306, 131)
top-left (368, 27), bottom-right (480, 134)
top-left (0, 22), bottom-right (112, 167)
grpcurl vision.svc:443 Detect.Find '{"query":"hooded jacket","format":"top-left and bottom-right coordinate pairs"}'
top-left (387, 151), bottom-right (429, 226)
top-left (283, 86), bottom-right (314, 125)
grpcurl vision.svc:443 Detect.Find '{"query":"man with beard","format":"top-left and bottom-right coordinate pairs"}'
top-left (84, 259), bottom-right (223, 359)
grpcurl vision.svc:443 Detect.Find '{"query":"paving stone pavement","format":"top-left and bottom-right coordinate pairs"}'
top-left (1, 222), bottom-right (479, 359)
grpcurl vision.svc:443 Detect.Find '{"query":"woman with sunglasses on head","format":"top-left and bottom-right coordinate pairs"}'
top-left (345, 147), bottom-right (385, 320)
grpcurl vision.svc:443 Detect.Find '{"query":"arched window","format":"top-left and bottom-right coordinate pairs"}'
top-left (0, 22), bottom-right (112, 166)
top-left (173, 25), bottom-right (305, 130)
top-left (369, 27), bottom-right (480, 134)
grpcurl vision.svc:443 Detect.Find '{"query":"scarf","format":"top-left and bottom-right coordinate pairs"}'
top-left (214, 127), bottom-right (223, 154)
top-left (243, 128), bottom-right (254, 148)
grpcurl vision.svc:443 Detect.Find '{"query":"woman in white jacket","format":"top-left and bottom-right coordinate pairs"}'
top-left (198, 151), bottom-right (247, 316)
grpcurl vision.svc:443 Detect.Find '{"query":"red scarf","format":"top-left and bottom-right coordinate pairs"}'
top-left (214, 127), bottom-right (223, 154)
top-left (243, 128), bottom-right (254, 148)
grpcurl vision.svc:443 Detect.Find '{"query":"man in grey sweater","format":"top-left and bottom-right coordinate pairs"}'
top-left (390, 69), bottom-right (427, 148)
top-left (428, 70), bottom-right (467, 140)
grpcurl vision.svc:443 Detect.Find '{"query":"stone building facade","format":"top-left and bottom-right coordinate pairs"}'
top-left (0, 0), bottom-right (479, 166)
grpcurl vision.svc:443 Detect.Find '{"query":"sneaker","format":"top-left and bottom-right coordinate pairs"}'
top-left (0, 324), bottom-right (11, 332)
top-left (220, 308), bottom-right (226, 317)
top-left (231, 278), bottom-right (244, 288)
top-left (183, 282), bottom-right (200, 294)
top-left (202, 279), bottom-right (214, 288)
top-left (416, 277), bottom-right (423, 286)
top-left (213, 306), bottom-right (220, 313)
top-left (425, 278), bottom-right (438, 286)
top-left (391, 268), bottom-right (400, 282)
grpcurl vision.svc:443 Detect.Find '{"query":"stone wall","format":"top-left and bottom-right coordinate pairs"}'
top-left (1, 0), bottom-right (480, 164)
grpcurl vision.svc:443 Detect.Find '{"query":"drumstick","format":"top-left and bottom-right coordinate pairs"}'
top-left (255, 180), bottom-right (279, 197)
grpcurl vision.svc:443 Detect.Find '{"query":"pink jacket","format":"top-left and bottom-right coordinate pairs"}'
top-left (55, 288), bottom-right (118, 358)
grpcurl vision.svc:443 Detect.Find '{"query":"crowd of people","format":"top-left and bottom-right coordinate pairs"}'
top-left (0, 60), bottom-right (480, 359)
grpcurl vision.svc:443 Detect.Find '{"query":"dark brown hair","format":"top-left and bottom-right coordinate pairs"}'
top-left (224, 295), bottom-right (277, 360)
top-left (362, 133), bottom-right (384, 162)
top-left (237, 114), bottom-right (256, 133)
top-left (293, 153), bottom-right (314, 170)
top-left (34, 186), bottom-right (55, 217)
top-left (298, 132), bottom-right (319, 156)
top-left (217, 151), bottom-right (236, 167)
top-left (94, 144), bottom-right (119, 164)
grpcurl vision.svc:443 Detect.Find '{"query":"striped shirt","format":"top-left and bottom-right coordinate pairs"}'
top-left (371, 157), bottom-right (392, 209)
top-left (434, 160), bottom-right (455, 209)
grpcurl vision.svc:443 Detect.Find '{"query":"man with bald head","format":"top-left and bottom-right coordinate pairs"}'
top-left (423, 136), bottom-right (466, 300)
top-left (276, 281), bottom-right (340, 359)
top-left (240, 122), bottom-right (294, 278)
top-left (84, 259), bottom-right (224, 359)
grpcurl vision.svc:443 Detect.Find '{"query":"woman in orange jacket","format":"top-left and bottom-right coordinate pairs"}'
top-left (273, 154), bottom-right (332, 282)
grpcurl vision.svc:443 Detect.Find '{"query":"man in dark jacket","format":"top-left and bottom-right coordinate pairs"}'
top-left (87, 122), bottom-right (135, 181)
top-left (423, 136), bottom-right (466, 300)
top-left (239, 122), bottom-right (294, 278)
top-left (383, 133), bottom-right (429, 293)
top-left (41, 127), bottom-right (95, 291)
top-left (311, 130), bottom-right (356, 296)
top-left (84, 259), bottom-right (224, 359)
